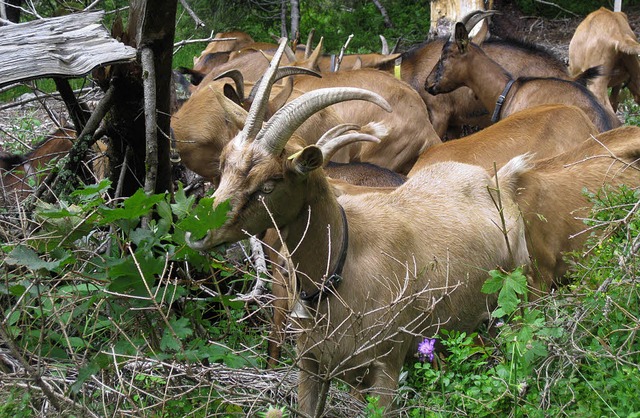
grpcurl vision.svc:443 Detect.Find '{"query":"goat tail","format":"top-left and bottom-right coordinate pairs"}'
top-left (573, 65), bottom-right (602, 86)
top-left (359, 121), bottom-right (389, 140)
top-left (493, 153), bottom-right (535, 197)
top-left (615, 35), bottom-right (640, 56)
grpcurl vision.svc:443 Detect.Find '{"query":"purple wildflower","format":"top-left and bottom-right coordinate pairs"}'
top-left (418, 337), bottom-right (436, 362)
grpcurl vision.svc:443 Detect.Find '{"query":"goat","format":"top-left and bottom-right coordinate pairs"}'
top-left (265, 125), bottom-right (405, 367)
top-left (376, 12), bottom-right (572, 138)
top-left (425, 21), bottom-right (621, 133)
top-left (568, 7), bottom-right (640, 111)
top-left (1, 127), bottom-right (74, 206)
top-left (186, 39), bottom-right (529, 415)
top-left (408, 104), bottom-right (600, 176)
top-left (284, 67), bottom-right (442, 174)
top-left (192, 30), bottom-right (255, 66)
top-left (505, 125), bottom-right (640, 295)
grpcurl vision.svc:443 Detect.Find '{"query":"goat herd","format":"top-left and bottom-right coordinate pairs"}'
top-left (2, 7), bottom-right (640, 415)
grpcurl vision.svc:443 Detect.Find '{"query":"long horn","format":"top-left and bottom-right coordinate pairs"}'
top-left (256, 87), bottom-right (392, 155)
top-left (214, 69), bottom-right (245, 101)
top-left (246, 66), bottom-right (321, 103)
top-left (236, 38), bottom-right (288, 145)
top-left (305, 29), bottom-right (315, 59)
top-left (379, 35), bottom-right (389, 55)
top-left (320, 132), bottom-right (381, 164)
top-left (315, 123), bottom-right (361, 148)
top-left (460, 10), bottom-right (498, 34)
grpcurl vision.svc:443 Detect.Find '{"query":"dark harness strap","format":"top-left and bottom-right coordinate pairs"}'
top-left (300, 205), bottom-right (349, 303)
top-left (491, 79), bottom-right (516, 123)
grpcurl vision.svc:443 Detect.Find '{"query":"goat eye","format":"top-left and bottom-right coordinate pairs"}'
top-left (261, 181), bottom-right (276, 194)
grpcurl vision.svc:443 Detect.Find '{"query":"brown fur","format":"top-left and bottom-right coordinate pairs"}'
top-left (506, 125), bottom-right (640, 295)
top-left (425, 23), bottom-right (621, 133)
top-left (0, 127), bottom-right (108, 207)
top-left (569, 7), bottom-right (640, 111)
top-left (287, 69), bottom-right (442, 174)
top-left (0, 127), bottom-right (74, 205)
top-left (376, 36), bottom-right (571, 138)
top-left (171, 69), bottom-right (441, 182)
top-left (408, 104), bottom-right (599, 175)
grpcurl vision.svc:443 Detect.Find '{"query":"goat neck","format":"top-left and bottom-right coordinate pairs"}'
top-left (453, 44), bottom-right (513, 115)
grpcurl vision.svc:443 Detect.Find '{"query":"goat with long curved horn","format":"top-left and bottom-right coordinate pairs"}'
top-left (235, 37), bottom-right (289, 146)
top-left (256, 87), bottom-right (392, 155)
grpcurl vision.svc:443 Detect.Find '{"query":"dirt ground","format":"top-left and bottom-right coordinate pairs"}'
top-left (1, 4), bottom-right (640, 150)
top-left (489, 2), bottom-right (640, 63)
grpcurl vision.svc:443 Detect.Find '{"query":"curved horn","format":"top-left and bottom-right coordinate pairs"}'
top-left (236, 38), bottom-right (289, 145)
top-left (305, 29), bottom-right (315, 59)
top-left (214, 69), bottom-right (245, 101)
top-left (379, 35), bottom-right (389, 55)
top-left (460, 10), bottom-right (498, 34)
top-left (256, 87), bottom-right (392, 155)
top-left (315, 123), bottom-right (361, 148)
top-left (320, 132), bottom-right (381, 164)
top-left (246, 66), bottom-right (321, 103)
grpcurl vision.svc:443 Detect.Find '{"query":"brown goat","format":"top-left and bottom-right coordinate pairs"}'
top-left (569, 7), bottom-right (640, 111)
top-left (505, 125), bottom-right (640, 295)
top-left (408, 104), bottom-right (599, 176)
top-left (425, 22), bottom-right (621, 133)
top-left (1, 127), bottom-right (74, 206)
top-left (186, 40), bottom-right (529, 415)
top-left (376, 15), bottom-right (571, 138)
top-left (285, 68), bottom-right (442, 174)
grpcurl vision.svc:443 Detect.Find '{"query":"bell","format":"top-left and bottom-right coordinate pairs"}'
top-left (290, 299), bottom-right (312, 319)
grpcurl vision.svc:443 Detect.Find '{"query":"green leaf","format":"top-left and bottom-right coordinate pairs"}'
top-left (71, 361), bottom-right (101, 394)
top-left (170, 183), bottom-right (196, 219)
top-left (481, 269), bottom-right (505, 294)
top-left (5, 245), bottom-right (62, 273)
top-left (177, 198), bottom-right (230, 241)
top-left (99, 189), bottom-right (165, 223)
top-left (171, 317), bottom-right (193, 339)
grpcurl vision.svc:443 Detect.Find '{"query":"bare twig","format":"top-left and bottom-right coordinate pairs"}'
top-left (178, 0), bottom-right (205, 28)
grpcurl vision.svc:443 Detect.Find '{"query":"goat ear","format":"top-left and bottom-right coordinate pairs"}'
top-left (289, 145), bottom-right (323, 174)
top-left (454, 22), bottom-right (469, 53)
top-left (223, 83), bottom-right (242, 106)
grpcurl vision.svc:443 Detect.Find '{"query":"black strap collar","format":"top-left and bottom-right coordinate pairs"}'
top-left (300, 205), bottom-right (349, 303)
top-left (491, 79), bottom-right (516, 123)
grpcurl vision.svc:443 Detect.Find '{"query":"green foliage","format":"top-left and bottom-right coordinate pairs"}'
top-left (0, 181), bottom-right (269, 415)
top-left (0, 387), bottom-right (34, 417)
top-left (172, 0), bottom-right (431, 67)
top-left (364, 396), bottom-right (386, 418)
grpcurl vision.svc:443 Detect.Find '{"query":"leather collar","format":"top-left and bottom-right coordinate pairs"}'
top-left (491, 79), bottom-right (516, 123)
top-left (300, 204), bottom-right (349, 303)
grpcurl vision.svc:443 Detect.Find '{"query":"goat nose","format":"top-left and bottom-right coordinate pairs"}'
top-left (425, 84), bottom-right (437, 95)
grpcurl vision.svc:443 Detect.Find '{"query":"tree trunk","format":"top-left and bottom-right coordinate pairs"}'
top-left (101, 0), bottom-right (177, 198)
top-left (429, 0), bottom-right (487, 38)
top-left (280, 0), bottom-right (287, 38)
top-left (0, 0), bottom-right (23, 24)
top-left (371, 0), bottom-right (393, 28)
top-left (290, 0), bottom-right (300, 44)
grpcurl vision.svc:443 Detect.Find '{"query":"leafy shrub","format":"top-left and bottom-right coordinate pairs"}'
top-left (0, 181), bottom-right (270, 415)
